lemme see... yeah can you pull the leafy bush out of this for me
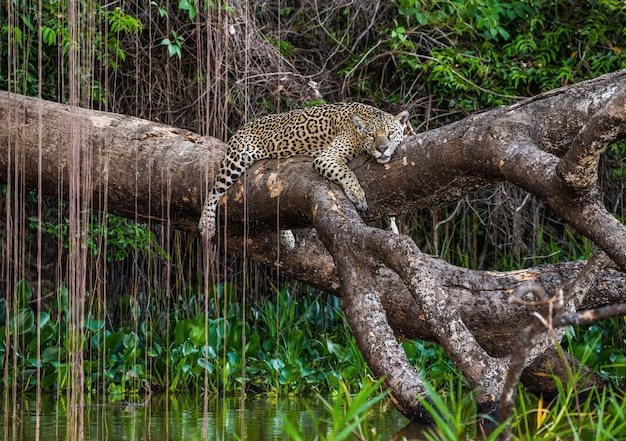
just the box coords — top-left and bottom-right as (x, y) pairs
(0, 0), (142, 101)
(29, 210), (168, 262)
(342, 0), (626, 116)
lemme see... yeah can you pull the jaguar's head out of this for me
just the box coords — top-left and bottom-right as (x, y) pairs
(354, 110), (410, 164)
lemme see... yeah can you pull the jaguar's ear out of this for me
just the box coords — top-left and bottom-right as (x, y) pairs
(353, 115), (366, 132)
(396, 110), (410, 127)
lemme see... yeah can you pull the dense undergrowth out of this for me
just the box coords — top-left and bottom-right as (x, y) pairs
(3, 273), (626, 439)
(1, 278), (363, 398)
(1, 192), (626, 437)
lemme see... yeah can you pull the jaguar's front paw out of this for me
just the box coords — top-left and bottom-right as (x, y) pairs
(344, 187), (368, 211)
(354, 199), (368, 211)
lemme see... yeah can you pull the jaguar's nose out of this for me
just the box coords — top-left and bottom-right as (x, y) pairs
(377, 144), (388, 154)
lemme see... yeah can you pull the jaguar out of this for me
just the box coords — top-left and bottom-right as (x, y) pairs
(199, 102), (410, 248)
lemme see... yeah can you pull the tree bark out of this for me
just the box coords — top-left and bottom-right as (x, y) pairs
(1, 69), (626, 422)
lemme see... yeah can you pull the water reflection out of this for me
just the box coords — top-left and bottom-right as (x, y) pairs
(2, 393), (430, 440)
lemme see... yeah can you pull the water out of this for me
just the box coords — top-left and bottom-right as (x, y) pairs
(2, 393), (430, 440)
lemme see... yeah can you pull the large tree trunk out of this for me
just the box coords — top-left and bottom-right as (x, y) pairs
(1, 69), (626, 423)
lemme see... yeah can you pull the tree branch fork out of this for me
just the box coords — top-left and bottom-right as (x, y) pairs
(250, 71), (626, 423)
(218, 70), (626, 425)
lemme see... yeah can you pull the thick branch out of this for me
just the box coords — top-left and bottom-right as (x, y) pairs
(0, 90), (217, 231)
(364, 231), (509, 407)
(2, 70), (625, 233)
(241, 231), (626, 347)
(308, 185), (434, 422)
(556, 86), (626, 192)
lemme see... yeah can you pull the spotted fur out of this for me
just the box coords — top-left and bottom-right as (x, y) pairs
(199, 102), (410, 245)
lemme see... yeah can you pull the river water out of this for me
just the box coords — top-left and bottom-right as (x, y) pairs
(2, 393), (430, 440)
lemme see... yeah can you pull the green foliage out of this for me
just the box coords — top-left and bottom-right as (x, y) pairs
(608, 140), (626, 180)
(177, 0), (198, 21)
(0, 0), (142, 100)
(401, 338), (460, 387)
(412, 340), (626, 440)
(272, 38), (295, 57)
(396, 0), (531, 41)
(150, 0), (238, 60)
(416, 378), (510, 441)
(564, 317), (626, 385)
(4, 275), (626, 435)
(343, 0), (626, 113)
(512, 371), (626, 439)
(0, 280), (370, 400)
(29, 210), (168, 262)
(281, 378), (388, 441)
(250, 287), (368, 396)
(160, 30), (185, 59)
(0, 282), (102, 392)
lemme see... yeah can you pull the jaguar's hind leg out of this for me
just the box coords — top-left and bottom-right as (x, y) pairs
(199, 149), (256, 239)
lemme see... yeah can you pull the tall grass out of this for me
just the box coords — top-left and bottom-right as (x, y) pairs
(281, 379), (388, 441)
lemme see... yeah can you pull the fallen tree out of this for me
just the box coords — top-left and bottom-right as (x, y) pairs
(1, 69), (626, 428)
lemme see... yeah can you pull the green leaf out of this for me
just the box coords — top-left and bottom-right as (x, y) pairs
(182, 339), (198, 357)
(41, 26), (57, 46)
(178, 0), (197, 20)
(197, 358), (215, 373)
(174, 319), (194, 344)
(123, 345), (140, 363)
(267, 358), (285, 371)
(279, 363), (302, 384)
(245, 332), (261, 355)
(325, 338), (346, 358)
(84, 318), (105, 332)
(9, 308), (35, 336)
(39, 311), (51, 328)
(147, 345), (162, 357)
(122, 331), (139, 349)
(168, 45), (181, 59)
(189, 322), (207, 346)
(498, 26), (510, 40)
(15, 279), (33, 308)
(41, 346), (67, 363)
(105, 331), (125, 353)
(202, 345), (216, 360)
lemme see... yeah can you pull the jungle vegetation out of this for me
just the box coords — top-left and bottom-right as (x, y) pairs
(2, 0), (626, 439)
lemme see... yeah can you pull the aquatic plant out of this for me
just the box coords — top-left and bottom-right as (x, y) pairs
(0, 280), (370, 399)
(281, 378), (388, 441)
